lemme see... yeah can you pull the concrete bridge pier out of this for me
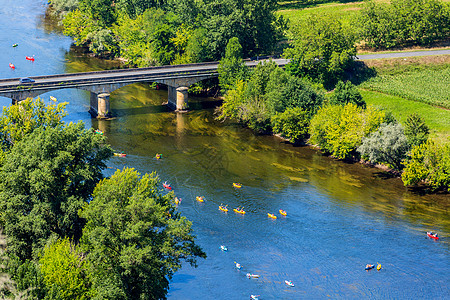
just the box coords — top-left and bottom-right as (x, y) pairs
(90, 92), (111, 118)
(168, 86), (189, 112)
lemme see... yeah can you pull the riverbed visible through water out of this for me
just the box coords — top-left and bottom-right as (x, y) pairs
(0, 1), (449, 299)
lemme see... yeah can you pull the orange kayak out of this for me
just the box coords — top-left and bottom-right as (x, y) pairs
(196, 196), (204, 202)
(279, 209), (287, 216)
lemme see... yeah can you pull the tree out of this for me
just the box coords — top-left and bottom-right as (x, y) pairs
(217, 37), (248, 91)
(271, 107), (309, 144)
(265, 68), (324, 117)
(284, 13), (356, 88)
(357, 123), (410, 170)
(309, 104), (385, 159)
(39, 238), (93, 299)
(402, 140), (450, 191)
(0, 122), (112, 262)
(403, 113), (429, 147)
(0, 97), (67, 155)
(79, 168), (206, 299)
(329, 81), (366, 108)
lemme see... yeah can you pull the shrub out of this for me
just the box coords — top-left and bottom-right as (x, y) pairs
(357, 123), (410, 170)
(403, 113), (429, 147)
(271, 107), (309, 143)
(402, 140), (450, 191)
(330, 81), (366, 108)
(309, 104), (385, 159)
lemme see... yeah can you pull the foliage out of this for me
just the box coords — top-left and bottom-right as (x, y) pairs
(265, 68), (324, 117)
(217, 62), (323, 133)
(79, 168), (206, 300)
(39, 238), (93, 300)
(0, 97), (67, 155)
(330, 80), (365, 108)
(217, 37), (249, 91)
(271, 107), (309, 143)
(402, 140), (450, 191)
(359, 0), (450, 49)
(49, 0), (79, 16)
(0, 122), (112, 262)
(357, 123), (410, 170)
(404, 113), (429, 147)
(309, 104), (385, 159)
(284, 13), (356, 88)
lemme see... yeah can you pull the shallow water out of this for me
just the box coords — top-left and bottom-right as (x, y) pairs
(0, 1), (449, 299)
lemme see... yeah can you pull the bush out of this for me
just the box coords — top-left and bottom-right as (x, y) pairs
(402, 140), (450, 191)
(357, 123), (410, 170)
(330, 81), (366, 108)
(271, 107), (309, 143)
(404, 113), (429, 147)
(309, 104), (385, 159)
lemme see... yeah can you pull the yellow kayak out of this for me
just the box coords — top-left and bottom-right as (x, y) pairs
(233, 183), (242, 188)
(233, 208), (246, 215)
(219, 205), (228, 212)
(279, 209), (287, 216)
(196, 196), (204, 203)
(268, 213), (277, 219)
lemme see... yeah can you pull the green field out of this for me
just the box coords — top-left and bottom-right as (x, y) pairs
(360, 66), (450, 109)
(277, 1), (363, 27)
(360, 90), (450, 141)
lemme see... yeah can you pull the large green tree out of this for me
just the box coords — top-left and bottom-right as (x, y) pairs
(79, 168), (206, 299)
(217, 37), (248, 90)
(0, 122), (112, 262)
(284, 13), (356, 88)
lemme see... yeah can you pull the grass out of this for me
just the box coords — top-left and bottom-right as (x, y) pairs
(360, 90), (450, 142)
(277, 1), (362, 26)
(359, 65), (450, 109)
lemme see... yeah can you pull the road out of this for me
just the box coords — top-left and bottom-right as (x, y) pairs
(356, 49), (450, 60)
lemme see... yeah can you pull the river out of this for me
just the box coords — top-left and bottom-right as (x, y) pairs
(0, 1), (449, 299)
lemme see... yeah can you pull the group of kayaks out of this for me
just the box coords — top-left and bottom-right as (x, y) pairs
(8, 44), (36, 69)
(365, 263), (382, 271)
(219, 252), (294, 300)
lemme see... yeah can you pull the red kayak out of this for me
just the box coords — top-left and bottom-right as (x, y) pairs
(427, 232), (439, 240)
(26, 56), (35, 61)
(163, 182), (172, 190)
(9, 63), (15, 69)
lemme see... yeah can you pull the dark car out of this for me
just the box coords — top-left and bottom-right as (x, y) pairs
(19, 77), (35, 83)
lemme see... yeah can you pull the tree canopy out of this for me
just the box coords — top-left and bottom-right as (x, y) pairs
(79, 167), (206, 299)
(0, 122), (112, 262)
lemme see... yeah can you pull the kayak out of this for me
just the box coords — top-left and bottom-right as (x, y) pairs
(267, 213), (277, 219)
(174, 197), (181, 205)
(233, 182), (242, 188)
(234, 261), (242, 269)
(25, 56), (35, 61)
(285, 280), (294, 287)
(50, 96), (57, 101)
(114, 153), (126, 157)
(279, 209), (287, 216)
(163, 182), (172, 190)
(12, 43), (18, 47)
(246, 273), (260, 279)
(94, 129), (103, 135)
(234, 208), (246, 215)
(220, 245), (227, 251)
(196, 196), (204, 203)
(250, 295), (259, 300)
(377, 263), (382, 271)
(219, 205), (228, 212)
(365, 264), (375, 270)
(9, 63), (15, 69)
(155, 153), (162, 160)
(427, 232), (439, 240)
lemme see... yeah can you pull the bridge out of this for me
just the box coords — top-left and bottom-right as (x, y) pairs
(0, 58), (289, 118)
